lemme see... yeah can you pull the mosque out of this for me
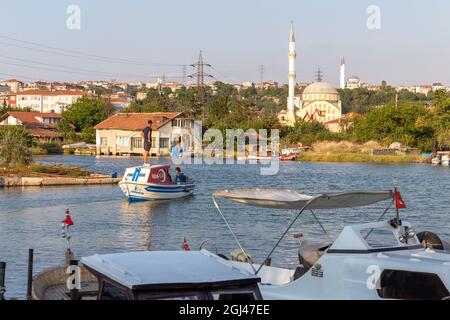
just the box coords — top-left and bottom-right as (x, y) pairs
(278, 22), (342, 132)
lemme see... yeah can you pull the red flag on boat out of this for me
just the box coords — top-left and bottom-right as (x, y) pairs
(395, 191), (406, 209)
(64, 209), (74, 226)
(182, 237), (190, 251)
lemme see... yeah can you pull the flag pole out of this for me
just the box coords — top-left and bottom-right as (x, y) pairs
(392, 179), (400, 227)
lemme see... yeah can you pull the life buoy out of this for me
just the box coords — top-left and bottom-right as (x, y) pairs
(157, 168), (166, 183)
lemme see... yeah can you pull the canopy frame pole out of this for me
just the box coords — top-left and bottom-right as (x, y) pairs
(309, 209), (333, 241)
(364, 199), (394, 240)
(212, 195), (257, 274)
(255, 195), (321, 275)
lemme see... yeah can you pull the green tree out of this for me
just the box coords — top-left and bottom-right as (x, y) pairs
(62, 96), (109, 132)
(81, 126), (96, 144)
(0, 126), (33, 165)
(57, 119), (78, 142)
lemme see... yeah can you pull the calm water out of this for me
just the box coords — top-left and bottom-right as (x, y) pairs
(0, 155), (449, 298)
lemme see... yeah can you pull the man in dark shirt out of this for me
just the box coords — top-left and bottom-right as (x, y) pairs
(141, 120), (152, 165)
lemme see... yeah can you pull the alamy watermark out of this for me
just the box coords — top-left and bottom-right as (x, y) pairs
(367, 5), (381, 30)
(66, 5), (81, 30)
(169, 121), (280, 175)
(366, 265), (381, 290)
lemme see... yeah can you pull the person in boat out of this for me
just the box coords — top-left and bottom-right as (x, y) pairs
(174, 167), (188, 184)
(141, 120), (152, 165)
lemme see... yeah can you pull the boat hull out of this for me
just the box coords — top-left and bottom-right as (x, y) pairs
(119, 181), (195, 201)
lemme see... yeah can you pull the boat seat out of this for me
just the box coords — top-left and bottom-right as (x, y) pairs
(298, 242), (332, 270)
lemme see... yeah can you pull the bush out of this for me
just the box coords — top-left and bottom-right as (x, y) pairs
(81, 127), (96, 144)
(37, 142), (63, 154)
(30, 164), (90, 177)
(0, 126), (33, 165)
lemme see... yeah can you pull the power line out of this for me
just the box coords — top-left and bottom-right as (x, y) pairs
(0, 59), (185, 80)
(0, 71), (51, 82)
(0, 37), (183, 67)
(0, 54), (164, 79)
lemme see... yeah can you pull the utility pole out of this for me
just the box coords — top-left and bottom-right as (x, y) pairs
(182, 65), (187, 85)
(188, 51), (213, 116)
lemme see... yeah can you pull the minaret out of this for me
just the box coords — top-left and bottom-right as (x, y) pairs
(287, 21), (296, 122)
(340, 56), (346, 89)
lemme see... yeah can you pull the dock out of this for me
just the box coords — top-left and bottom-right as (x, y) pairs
(0, 176), (121, 187)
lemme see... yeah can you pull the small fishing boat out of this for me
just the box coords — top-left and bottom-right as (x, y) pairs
(32, 265), (98, 300)
(118, 165), (194, 201)
(431, 156), (441, 165)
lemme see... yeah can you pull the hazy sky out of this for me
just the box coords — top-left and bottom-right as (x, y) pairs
(0, 0), (449, 86)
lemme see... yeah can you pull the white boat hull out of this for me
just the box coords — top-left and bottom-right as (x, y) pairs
(119, 181), (194, 201)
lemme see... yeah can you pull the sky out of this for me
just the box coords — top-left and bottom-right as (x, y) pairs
(0, 0), (449, 86)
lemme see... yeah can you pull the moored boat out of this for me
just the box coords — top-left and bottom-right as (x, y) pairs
(118, 165), (194, 201)
(212, 187), (450, 300)
(33, 250), (263, 300)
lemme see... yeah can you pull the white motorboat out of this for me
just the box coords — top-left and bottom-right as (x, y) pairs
(212, 188), (450, 300)
(441, 155), (450, 166)
(118, 165), (194, 201)
(431, 156), (441, 165)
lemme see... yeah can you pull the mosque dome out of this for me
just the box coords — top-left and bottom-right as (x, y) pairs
(347, 75), (360, 83)
(302, 82), (339, 101)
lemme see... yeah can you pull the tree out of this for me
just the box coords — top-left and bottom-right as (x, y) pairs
(0, 126), (33, 165)
(62, 96), (109, 132)
(57, 119), (78, 142)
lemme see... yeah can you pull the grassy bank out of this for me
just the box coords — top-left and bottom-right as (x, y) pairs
(297, 152), (420, 163)
(0, 163), (91, 177)
(296, 141), (422, 164)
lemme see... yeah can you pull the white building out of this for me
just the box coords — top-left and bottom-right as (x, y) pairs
(346, 75), (362, 89)
(432, 83), (445, 91)
(15, 90), (87, 113)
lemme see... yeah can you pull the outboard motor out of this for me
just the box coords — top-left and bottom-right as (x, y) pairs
(417, 231), (450, 251)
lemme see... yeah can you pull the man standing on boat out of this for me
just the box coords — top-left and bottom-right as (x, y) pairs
(142, 120), (153, 165)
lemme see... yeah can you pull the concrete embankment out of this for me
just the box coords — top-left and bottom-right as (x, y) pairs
(0, 176), (121, 187)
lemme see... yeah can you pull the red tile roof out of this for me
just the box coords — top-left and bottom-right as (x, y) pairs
(16, 90), (87, 96)
(27, 128), (63, 138)
(0, 112), (65, 129)
(95, 112), (182, 131)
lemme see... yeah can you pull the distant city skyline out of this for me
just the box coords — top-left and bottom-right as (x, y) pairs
(0, 0), (449, 86)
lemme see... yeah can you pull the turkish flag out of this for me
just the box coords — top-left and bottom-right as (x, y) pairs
(182, 238), (190, 251)
(395, 191), (406, 209)
(64, 215), (74, 226)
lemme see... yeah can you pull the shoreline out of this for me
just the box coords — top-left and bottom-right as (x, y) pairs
(296, 152), (425, 164)
(0, 163), (121, 187)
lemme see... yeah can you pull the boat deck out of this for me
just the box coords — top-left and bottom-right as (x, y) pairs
(43, 282), (98, 300)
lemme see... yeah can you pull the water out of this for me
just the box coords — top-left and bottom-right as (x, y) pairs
(0, 155), (449, 298)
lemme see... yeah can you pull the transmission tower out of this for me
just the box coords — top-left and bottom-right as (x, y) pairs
(259, 64), (264, 85)
(315, 67), (323, 82)
(188, 51), (213, 113)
